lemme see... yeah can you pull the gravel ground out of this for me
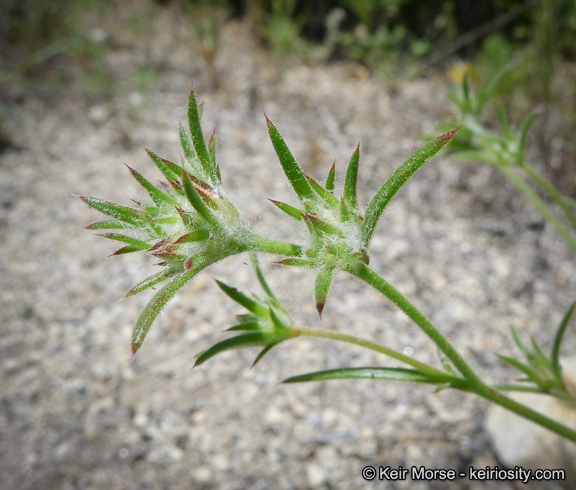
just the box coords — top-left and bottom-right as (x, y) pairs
(1, 13), (575, 490)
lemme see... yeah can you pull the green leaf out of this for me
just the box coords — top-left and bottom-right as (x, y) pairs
(125, 165), (180, 207)
(250, 254), (278, 303)
(499, 355), (544, 386)
(110, 245), (149, 256)
(305, 174), (339, 206)
(85, 219), (134, 230)
(215, 280), (269, 317)
(315, 267), (335, 318)
(268, 199), (304, 221)
(265, 115), (315, 203)
(325, 162), (336, 193)
(182, 173), (222, 232)
(131, 267), (199, 360)
(208, 128), (217, 168)
(302, 213), (344, 237)
(194, 332), (272, 367)
(179, 122), (194, 161)
(225, 322), (262, 332)
(511, 328), (531, 361)
(551, 301), (575, 380)
(251, 343), (279, 368)
(283, 367), (443, 384)
(174, 230), (211, 243)
(188, 88), (217, 184)
(124, 269), (178, 298)
(275, 258), (315, 267)
(343, 143), (360, 213)
(96, 233), (150, 249)
(77, 196), (142, 226)
(146, 149), (183, 185)
(362, 127), (460, 247)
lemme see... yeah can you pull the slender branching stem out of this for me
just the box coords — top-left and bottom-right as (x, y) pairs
(520, 161), (576, 231)
(294, 326), (468, 389)
(499, 166), (576, 253)
(346, 261), (576, 442)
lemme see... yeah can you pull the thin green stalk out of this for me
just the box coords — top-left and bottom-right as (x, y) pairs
(294, 326), (468, 389)
(499, 166), (576, 253)
(348, 262), (487, 389)
(247, 233), (304, 257)
(477, 386), (576, 442)
(521, 161), (576, 231)
(348, 262), (576, 441)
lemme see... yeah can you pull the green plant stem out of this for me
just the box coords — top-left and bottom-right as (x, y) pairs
(348, 262), (486, 387)
(521, 161), (576, 231)
(294, 327), (468, 388)
(248, 233), (304, 257)
(499, 166), (576, 253)
(494, 384), (576, 404)
(347, 261), (576, 441)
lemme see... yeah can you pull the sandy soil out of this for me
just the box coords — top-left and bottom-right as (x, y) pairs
(1, 9), (575, 490)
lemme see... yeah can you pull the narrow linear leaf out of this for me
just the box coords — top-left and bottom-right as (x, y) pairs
(76, 196), (142, 225)
(530, 337), (550, 369)
(85, 219), (133, 230)
(362, 127), (460, 247)
(275, 258), (315, 267)
(179, 122), (194, 161)
(174, 230), (210, 243)
(269, 199), (304, 221)
(225, 322), (262, 332)
(131, 267), (199, 360)
(110, 245), (148, 256)
(251, 343), (279, 368)
(146, 149), (182, 184)
(551, 301), (575, 379)
(96, 233), (150, 249)
(302, 213), (344, 237)
(340, 197), (352, 222)
(215, 280), (269, 317)
(124, 269), (177, 298)
(183, 173), (222, 231)
(511, 328), (531, 361)
(499, 355), (544, 385)
(194, 332), (271, 367)
(283, 367), (441, 384)
(125, 165), (179, 206)
(325, 161), (336, 193)
(305, 174), (339, 206)
(315, 267), (335, 318)
(344, 143), (360, 212)
(265, 115), (315, 202)
(188, 88), (217, 183)
(208, 128), (217, 168)
(250, 254), (278, 301)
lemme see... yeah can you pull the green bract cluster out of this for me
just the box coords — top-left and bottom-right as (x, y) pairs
(79, 86), (576, 442)
(78, 86), (457, 360)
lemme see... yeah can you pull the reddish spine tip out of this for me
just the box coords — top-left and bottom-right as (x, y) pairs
(355, 142), (360, 153)
(263, 112), (272, 125)
(439, 126), (462, 142)
(316, 300), (325, 319)
(130, 348), (137, 364)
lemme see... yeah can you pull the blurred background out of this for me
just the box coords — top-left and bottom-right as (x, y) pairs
(1, 1), (575, 489)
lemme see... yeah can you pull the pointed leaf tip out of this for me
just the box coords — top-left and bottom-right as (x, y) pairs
(316, 300), (325, 319)
(263, 112), (271, 125)
(130, 348), (137, 364)
(439, 126), (461, 143)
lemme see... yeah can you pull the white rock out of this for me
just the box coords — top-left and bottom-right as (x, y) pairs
(485, 357), (576, 481)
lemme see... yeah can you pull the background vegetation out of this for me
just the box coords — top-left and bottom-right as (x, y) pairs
(1, 0), (575, 189)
